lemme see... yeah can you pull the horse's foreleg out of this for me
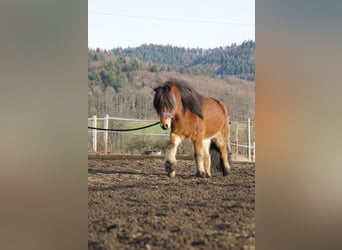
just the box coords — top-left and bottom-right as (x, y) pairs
(164, 133), (182, 177)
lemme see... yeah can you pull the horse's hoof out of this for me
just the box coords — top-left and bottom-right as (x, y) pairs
(196, 171), (206, 178)
(168, 170), (176, 178)
(165, 160), (176, 177)
(205, 173), (212, 178)
(223, 167), (230, 176)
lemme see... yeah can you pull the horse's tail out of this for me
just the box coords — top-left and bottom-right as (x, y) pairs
(210, 141), (232, 173)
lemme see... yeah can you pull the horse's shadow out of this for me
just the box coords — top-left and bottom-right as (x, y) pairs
(88, 167), (171, 176)
(87, 165), (233, 193)
(88, 167), (172, 192)
(88, 167), (229, 180)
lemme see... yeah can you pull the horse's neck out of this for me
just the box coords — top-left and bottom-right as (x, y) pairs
(173, 109), (198, 127)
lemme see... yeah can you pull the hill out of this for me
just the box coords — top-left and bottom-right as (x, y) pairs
(88, 48), (254, 121)
(113, 40), (255, 81)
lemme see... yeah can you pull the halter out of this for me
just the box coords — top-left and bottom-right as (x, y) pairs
(160, 94), (177, 120)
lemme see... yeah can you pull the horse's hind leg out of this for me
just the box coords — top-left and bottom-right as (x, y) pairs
(193, 139), (207, 178)
(164, 133), (182, 177)
(203, 139), (212, 177)
(212, 133), (231, 176)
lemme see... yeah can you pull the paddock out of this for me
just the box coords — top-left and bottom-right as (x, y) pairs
(88, 156), (255, 249)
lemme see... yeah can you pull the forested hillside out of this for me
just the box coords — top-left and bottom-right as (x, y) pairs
(88, 48), (254, 121)
(113, 40), (255, 81)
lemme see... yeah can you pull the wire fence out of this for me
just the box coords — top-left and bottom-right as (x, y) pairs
(88, 115), (255, 162)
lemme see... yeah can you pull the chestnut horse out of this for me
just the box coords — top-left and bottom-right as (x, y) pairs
(153, 79), (231, 178)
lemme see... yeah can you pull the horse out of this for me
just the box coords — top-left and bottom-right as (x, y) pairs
(153, 79), (232, 178)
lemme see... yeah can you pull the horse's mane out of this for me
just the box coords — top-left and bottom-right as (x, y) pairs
(153, 79), (204, 119)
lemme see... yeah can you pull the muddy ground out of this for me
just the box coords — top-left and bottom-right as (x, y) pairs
(88, 157), (255, 250)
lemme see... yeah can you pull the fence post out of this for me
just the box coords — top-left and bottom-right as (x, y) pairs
(253, 141), (255, 162)
(236, 122), (239, 157)
(92, 115), (97, 152)
(248, 118), (251, 161)
(104, 114), (109, 154)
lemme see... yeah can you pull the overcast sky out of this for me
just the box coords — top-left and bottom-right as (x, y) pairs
(88, 0), (255, 49)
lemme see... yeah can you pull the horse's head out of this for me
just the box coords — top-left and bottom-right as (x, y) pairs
(153, 83), (178, 130)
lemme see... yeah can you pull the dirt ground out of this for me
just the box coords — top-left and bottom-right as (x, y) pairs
(88, 157), (255, 250)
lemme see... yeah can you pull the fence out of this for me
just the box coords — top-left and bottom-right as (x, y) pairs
(88, 115), (255, 162)
(229, 118), (255, 162)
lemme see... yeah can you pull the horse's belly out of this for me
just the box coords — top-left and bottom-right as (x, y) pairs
(203, 117), (226, 138)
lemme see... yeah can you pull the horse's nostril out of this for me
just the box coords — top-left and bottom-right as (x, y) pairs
(161, 124), (168, 130)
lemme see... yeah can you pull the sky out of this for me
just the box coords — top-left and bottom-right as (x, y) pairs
(88, 0), (255, 50)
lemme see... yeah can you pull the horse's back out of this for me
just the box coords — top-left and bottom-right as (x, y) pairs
(203, 97), (227, 123)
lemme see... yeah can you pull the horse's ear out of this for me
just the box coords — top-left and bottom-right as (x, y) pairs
(151, 85), (158, 91)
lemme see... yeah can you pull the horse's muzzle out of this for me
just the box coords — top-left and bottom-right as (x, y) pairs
(161, 124), (169, 130)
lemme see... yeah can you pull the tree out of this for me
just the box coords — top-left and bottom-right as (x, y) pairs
(113, 74), (127, 91)
(149, 64), (158, 73)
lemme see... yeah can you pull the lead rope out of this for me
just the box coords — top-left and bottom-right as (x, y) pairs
(88, 121), (160, 132)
